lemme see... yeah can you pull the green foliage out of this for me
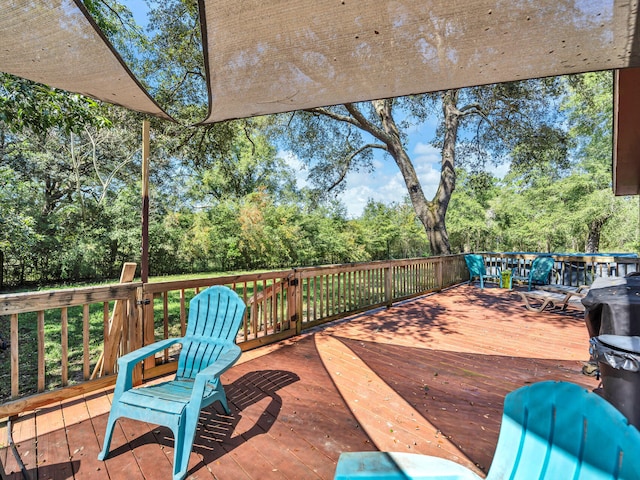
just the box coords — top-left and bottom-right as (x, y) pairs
(140, 0), (207, 118)
(0, 74), (111, 136)
(447, 171), (499, 252)
(356, 200), (429, 259)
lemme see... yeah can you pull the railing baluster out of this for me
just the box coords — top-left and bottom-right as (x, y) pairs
(163, 292), (169, 362)
(261, 279), (267, 333)
(37, 310), (45, 392)
(180, 289), (186, 337)
(242, 282), (249, 341)
(251, 280), (258, 337)
(319, 274), (324, 319)
(83, 304), (90, 380)
(61, 307), (68, 387)
(307, 277), (312, 322)
(11, 313), (18, 398)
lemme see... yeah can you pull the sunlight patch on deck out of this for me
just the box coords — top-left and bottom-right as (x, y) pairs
(315, 333), (483, 475)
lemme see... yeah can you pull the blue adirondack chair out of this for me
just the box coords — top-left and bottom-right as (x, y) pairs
(509, 255), (555, 290)
(334, 381), (640, 479)
(464, 254), (502, 289)
(98, 286), (246, 480)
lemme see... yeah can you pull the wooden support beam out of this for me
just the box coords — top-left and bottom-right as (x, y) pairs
(141, 119), (150, 283)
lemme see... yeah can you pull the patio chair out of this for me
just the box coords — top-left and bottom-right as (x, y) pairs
(98, 285), (246, 480)
(518, 285), (589, 313)
(333, 381), (640, 480)
(509, 255), (555, 290)
(464, 254), (502, 289)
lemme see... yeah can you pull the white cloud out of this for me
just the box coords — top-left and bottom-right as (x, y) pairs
(489, 161), (510, 179)
(278, 150), (310, 188)
(413, 142), (440, 159)
(412, 143), (441, 200)
(278, 147), (443, 219)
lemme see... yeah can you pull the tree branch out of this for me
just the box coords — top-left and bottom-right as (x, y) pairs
(305, 106), (361, 127)
(243, 123), (256, 155)
(345, 102), (389, 141)
(327, 143), (387, 192)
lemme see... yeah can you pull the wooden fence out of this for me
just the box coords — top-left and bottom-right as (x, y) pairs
(479, 252), (640, 287)
(20, 252), (640, 418)
(6, 251), (634, 417)
(0, 283), (142, 417)
(0, 255), (468, 417)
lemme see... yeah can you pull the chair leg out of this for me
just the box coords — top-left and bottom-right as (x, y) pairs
(173, 405), (202, 480)
(97, 412), (118, 460)
(171, 421), (190, 480)
(218, 389), (231, 415)
(518, 292), (554, 313)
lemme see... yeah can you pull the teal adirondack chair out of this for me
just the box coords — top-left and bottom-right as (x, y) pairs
(464, 254), (502, 289)
(334, 381), (640, 480)
(98, 286), (246, 480)
(509, 255), (555, 290)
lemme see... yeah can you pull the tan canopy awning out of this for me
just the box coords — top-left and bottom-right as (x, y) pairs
(1, 0), (638, 123)
(197, 0), (640, 123)
(0, 0), (172, 121)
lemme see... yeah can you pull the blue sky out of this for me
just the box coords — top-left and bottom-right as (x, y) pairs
(281, 125), (509, 218)
(127, 1), (150, 26)
(279, 137), (443, 218)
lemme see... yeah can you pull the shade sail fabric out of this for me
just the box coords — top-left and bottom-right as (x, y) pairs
(0, 0), (172, 121)
(198, 0), (640, 123)
(0, 0), (639, 124)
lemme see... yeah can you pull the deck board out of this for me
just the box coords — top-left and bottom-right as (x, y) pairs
(0, 285), (600, 479)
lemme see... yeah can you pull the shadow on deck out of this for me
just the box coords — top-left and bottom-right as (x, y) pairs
(1, 284), (598, 479)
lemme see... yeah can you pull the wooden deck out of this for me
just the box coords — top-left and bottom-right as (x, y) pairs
(0, 284), (599, 479)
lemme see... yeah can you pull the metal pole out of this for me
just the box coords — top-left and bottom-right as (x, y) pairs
(141, 120), (150, 283)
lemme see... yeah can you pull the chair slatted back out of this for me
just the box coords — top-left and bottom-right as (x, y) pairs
(177, 286), (246, 380)
(487, 381), (640, 480)
(465, 254), (486, 277)
(529, 256), (555, 286)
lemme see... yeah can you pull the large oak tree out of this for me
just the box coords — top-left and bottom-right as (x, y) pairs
(276, 80), (567, 255)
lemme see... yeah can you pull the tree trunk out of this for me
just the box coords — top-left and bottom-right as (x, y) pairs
(371, 92), (459, 256)
(585, 219), (604, 253)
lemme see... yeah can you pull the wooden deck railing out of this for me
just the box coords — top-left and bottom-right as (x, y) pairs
(3, 251), (636, 417)
(0, 283), (142, 417)
(478, 252), (640, 287)
(8, 251), (613, 418)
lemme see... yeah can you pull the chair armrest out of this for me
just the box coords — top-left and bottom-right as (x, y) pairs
(334, 452), (482, 479)
(117, 338), (182, 369)
(195, 344), (242, 381)
(113, 338), (183, 394)
(190, 344), (242, 400)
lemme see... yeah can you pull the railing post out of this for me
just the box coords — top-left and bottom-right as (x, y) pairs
(131, 287), (143, 385)
(102, 262), (137, 375)
(384, 263), (393, 307)
(436, 257), (443, 290)
(142, 289), (155, 375)
(286, 271), (297, 333)
(294, 271), (303, 334)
